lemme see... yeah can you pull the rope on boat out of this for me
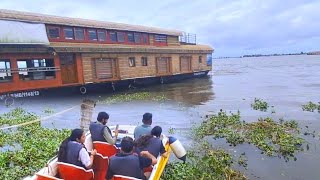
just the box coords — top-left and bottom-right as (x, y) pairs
(0, 104), (79, 130)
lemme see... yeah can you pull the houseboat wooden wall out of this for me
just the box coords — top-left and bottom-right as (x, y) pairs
(80, 53), (210, 84)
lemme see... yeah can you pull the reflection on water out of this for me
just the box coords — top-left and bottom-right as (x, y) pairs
(147, 77), (214, 106)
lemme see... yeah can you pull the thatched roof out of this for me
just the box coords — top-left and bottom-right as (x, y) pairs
(0, 9), (183, 36)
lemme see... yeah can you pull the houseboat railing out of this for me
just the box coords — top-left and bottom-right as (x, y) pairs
(179, 33), (197, 45)
(0, 67), (60, 73)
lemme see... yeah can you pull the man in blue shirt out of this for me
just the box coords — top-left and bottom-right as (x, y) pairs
(134, 113), (152, 139)
(106, 136), (157, 180)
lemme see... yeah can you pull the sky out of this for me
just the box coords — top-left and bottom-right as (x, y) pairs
(0, 0), (319, 57)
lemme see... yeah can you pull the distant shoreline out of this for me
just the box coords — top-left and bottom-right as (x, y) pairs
(214, 52), (320, 59)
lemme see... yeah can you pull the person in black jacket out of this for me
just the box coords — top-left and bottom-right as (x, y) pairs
(58, 128), (97, 169)
(107, 136), (157, 180)
(89, 112), (118, 144)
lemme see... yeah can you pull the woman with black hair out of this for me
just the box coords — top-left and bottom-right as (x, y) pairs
(58, 128), (97, 169)
(135, 126), (167, 158)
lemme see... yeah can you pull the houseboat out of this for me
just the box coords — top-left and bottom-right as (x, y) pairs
(0, 9), (213, 97)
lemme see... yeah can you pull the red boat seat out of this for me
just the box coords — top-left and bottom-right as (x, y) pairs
(35, 173), (63, 180)
(93, 141), (118, 158)
(112, 175), (142, 180)
(93, 153), (109, 180)
(57, 162), (94, 180)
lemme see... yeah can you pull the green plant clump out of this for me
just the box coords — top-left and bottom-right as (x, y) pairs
(0, 108), (70, 180)
(162, 148), (246, 180)
(43, 108), (55, 114)
(194, 110), (304, 160)
(98, 92), (167, 104)
(251, 98), (269, 111)
(302, 101), (320, 113)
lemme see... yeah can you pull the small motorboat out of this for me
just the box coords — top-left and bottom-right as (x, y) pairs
(24, 125), (185, 180)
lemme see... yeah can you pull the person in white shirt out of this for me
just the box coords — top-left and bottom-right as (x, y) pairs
(58, 128), (97, 169)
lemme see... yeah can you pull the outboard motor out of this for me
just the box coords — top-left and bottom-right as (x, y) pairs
(168, 136), (187, 162)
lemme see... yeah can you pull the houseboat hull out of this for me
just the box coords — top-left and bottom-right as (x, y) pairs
(0, 70), (210, 101)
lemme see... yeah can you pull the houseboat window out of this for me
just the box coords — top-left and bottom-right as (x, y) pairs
(143, 34), (149, 44)
(141, 57), (148, 66)
(64, 27), (74, 40)
(47, 27), (60, 39)
(199, 56), (202, 63)
(155, 35), (167, 43)
(207, 53), (212, 66)
(110, 31), (117, 42)
(17, 59), (56, 81)
(128, 57), (136, 67)
(0, 60), (12, 83)
(75, 28), (85, 40)
(134, 33), (141, 43)
(88, 29), (98, 41)
(127, 33), (134, 43)
(98, 30), (107, 41)
(117, 32), (125, 42)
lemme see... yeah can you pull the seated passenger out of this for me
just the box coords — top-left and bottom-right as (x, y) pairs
(134, 112), (153, 139)
(135, 126), (167, 158)
(89, 112), (118, 144)
(106, 136), (157, 180)
(58, 128), (97, 169)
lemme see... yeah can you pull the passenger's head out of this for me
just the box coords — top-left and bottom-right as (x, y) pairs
(97, 112), (109, 125)
(121, 136), (134, 153)
(69, 128), (85, 144)
(58, 128), (85, 162)
(142, 112), (152, 125)
(151, 126), (162, 138)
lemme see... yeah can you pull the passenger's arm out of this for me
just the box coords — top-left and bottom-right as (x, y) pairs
(79, 148), (97, 169)
(140, 151), (157, 165)
(160, 143), (168, 158)
(103, 128), (117, 145)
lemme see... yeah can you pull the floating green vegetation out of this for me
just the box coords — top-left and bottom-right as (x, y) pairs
(162, 144), (246, 180)
(0, 108), (70, 180)
(168, 127), (175, 134)
(238, 153), (248, 169)
(98, 92), (167, 104)
(251, 98), (269, 111)
(194, 110), (304, 160)
(302, 101), (320, 113)
(43, 108), (55, 114)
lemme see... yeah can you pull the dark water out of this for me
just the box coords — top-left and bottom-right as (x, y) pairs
(1, 55), (320, 179)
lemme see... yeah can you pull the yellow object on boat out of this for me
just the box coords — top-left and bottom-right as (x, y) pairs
(150, 142), (171, 180)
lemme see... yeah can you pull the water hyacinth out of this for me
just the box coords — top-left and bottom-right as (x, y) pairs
(98, 92), (167, 104)
(193, 110), (304, 160)
(162, 145), (246, 180)
(302, 101), (320, 113)
(0, 108), (70, 180)
(251, 98), (269, 111)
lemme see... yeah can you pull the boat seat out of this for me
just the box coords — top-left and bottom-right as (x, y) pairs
(57, 162), (94, 180)
(93, 141), (118, 158)
(35, 173), (63, 180)
(93, 153), (109, 180)
(112, 175), (142, 180)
